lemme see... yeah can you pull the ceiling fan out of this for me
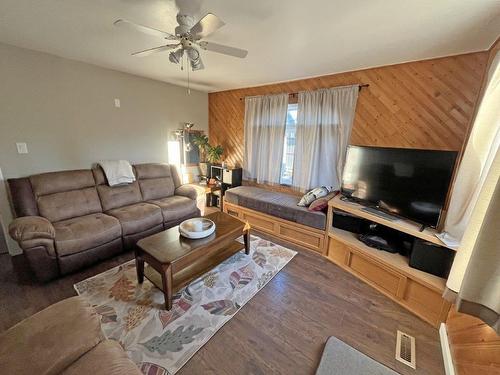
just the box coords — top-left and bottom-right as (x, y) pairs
(114, 13), (248, 71)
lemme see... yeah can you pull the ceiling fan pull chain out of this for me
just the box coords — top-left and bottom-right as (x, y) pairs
(187, 55), (191, 95)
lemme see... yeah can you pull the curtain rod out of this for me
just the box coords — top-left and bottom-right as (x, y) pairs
(238, 83), (369, 101)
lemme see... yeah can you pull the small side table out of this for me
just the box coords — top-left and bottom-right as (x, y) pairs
(196, 182), (221, 208)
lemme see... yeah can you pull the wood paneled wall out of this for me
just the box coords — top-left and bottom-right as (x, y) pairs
(209, 52), (488, 168)
(447, 308), (500, 375)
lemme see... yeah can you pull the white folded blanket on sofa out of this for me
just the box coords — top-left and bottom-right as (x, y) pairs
(99, 160), (136, 186)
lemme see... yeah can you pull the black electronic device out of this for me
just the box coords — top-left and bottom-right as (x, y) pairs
(358, 224), (413, 255)
(409, 239), (455, 278)
(359, 233), (398, 253)
(332, 211), (370, 234)
(341, 146), (457, 228)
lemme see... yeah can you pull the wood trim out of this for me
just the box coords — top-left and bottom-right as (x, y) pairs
(223, 200), (327, 254)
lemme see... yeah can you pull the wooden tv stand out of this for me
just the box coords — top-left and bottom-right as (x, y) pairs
(326, 195), (453, 327)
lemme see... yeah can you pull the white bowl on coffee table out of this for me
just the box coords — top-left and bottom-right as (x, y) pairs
(179, 218), (216, 239)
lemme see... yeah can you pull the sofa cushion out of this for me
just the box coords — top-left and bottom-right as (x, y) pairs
(135, 163), (176, 200)
(225, 186), (326, 230)
(0, 296), (104, 375)
(30, 169), (103, 222)
(97, 182), (143, 211)
(54, 213), (122, 256)
(62, 340), (142, 375)
(150, 195), (198, 223)
(107, 202), (163, 235)
(37, 188), (103, 223)
(30, 170), (96, 196)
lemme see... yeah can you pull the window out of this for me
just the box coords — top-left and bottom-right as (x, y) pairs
(280, 103), (297, 185)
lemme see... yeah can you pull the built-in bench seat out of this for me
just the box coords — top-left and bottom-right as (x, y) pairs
(223, 186), (328, 254)
(225, 186), (326, 229)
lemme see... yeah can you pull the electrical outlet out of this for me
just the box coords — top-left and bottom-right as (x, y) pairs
(16, 143), (28, 154)
(114, 98), (121, 108)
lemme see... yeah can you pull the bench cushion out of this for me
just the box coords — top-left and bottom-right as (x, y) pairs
(225, 186), (326, 230)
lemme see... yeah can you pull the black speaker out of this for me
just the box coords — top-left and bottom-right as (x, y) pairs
(409, 239), (455, 278)
(332, 211), (369, 233)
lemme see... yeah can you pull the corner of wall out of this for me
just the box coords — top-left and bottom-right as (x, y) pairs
(0, 167), (22, 255)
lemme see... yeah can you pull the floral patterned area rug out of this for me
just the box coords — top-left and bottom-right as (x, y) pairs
(74, 235), (296, 375)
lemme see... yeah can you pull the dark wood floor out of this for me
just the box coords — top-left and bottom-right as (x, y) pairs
(0, 232), (444, 375)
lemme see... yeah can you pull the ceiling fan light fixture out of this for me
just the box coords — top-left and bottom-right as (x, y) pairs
(186, 48), (203, 71)
(169, 48), (184, 64)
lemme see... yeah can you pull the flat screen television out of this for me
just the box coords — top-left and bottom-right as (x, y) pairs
(341, 146), (457, 228)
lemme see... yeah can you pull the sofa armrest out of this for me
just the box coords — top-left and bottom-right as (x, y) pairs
(9, 216), (55, 242)
(175, 184), (202, 201)
(0, 296), (104, 375)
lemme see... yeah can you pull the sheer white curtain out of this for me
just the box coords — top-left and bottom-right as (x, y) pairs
(243, 93), (289, 184)
(442, 50), (500, 332)
(438, 51), (500, 249)
(292, 86), (359, 192)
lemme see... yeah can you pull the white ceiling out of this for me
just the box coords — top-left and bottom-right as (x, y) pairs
(0, 0), (499, 92)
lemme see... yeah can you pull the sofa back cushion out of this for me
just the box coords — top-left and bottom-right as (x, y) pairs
(134, 163), (176, 201)
(30, 170), (102, 222)
(92, 167), (143, 211)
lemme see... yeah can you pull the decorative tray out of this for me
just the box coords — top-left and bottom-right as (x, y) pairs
(179, 218), (216, 239)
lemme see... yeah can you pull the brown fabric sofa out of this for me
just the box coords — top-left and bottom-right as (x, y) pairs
(0, 296), (142, 375)
(8, 163), (200, 282)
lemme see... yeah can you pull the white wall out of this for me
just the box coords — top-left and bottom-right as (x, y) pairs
(0, 43), (208, 254)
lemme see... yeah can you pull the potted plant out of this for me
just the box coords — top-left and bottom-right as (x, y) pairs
(207, 144), (224, 164)
(206, 144), (224, 185)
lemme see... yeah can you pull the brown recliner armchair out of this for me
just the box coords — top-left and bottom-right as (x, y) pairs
(0, 296), (142, 375)
(8, 163), (201, 282)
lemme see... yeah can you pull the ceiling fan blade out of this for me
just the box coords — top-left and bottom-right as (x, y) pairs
(190, 13), (225, 39)
(198, 41), (248, 58)
(131, 44), (179, 57)
(114, 19), (179, 40)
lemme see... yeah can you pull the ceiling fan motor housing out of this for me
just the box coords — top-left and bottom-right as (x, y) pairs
(175, 14), (195, 36)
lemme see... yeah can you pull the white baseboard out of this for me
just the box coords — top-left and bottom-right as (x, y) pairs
(439, 323), (456, 375)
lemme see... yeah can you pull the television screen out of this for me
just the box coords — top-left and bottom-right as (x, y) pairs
(341, 146), (457, 227)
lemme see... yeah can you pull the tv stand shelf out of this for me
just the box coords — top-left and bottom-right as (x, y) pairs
(326, 195), (452, 327)
(328, 195), (454, 250)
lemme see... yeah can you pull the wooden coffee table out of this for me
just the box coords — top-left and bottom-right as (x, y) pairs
(135, 211), (250, 310)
